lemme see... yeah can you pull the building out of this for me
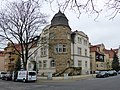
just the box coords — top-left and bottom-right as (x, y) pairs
(4, 42), (20, 72)
(71, 30), (90, 74)
(117, 46), (120, 63)
(90, 44), (105, 73)
(104, 48), (118, 70)
(0, 51), (5, 71)
(26, 36), (40, 71)
(37, 10), (90, 76)
(90, 44), (119, 73)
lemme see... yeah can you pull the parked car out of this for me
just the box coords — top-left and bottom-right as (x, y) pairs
(12, 70), (37, 83)
(95, 71), (100, 74)
(0, 71), (7, 79)
(96, 71), (109, 78)
(108, 70), (117, 76)
(2, 72), (12, 81)
(118, 70), (120, 74)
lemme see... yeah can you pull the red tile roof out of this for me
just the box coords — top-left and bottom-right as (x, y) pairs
(0, 51), (4, 57)
(104, 49), (118, 58)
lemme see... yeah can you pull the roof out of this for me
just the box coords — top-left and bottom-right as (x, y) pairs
(0, 51), (4, 57)
(90, 46), (99, 52)
(104, 49), (118, 58)
(51, 10), (69, 27)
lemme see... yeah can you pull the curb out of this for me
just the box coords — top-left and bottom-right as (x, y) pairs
(36, 74), (96, 83)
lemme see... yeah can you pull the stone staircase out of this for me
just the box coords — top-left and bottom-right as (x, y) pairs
(53, 67), (82, 77)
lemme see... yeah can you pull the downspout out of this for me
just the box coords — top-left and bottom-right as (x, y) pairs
(71, 32), (76, 67)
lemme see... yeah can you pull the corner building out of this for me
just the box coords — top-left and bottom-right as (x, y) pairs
(37, 11), (90, 76)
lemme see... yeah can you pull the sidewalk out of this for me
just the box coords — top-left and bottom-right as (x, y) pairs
(37, 74), (96, 83)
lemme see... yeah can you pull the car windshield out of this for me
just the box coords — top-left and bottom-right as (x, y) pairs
(1, 72), (7, 74)
(29, 72), (36, 76)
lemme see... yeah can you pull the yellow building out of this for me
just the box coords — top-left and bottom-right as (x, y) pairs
(4, 42), (20, 72)
(0, 51), (5, 71)
(90, 44), (118, 73)
(90, 44), (105, 73)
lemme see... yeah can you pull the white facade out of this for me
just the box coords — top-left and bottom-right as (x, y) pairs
(28, 27), (90, 75)
(27, 46), (38, 71)
(71, 30), (90, 74)
(37, 25), (56, 76)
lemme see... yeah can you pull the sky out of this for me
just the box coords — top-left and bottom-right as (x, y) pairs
(0, 0), (120, 50)
(41, 1), (120, 50)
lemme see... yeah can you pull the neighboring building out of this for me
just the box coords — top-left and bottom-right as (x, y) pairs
(90, 44), (118, 73)
(26, 36), (40, 71)
(71, 30), (90, 74)
(4, 42), (20, 72)
(117, 46), (120, 64)
(90, 44), (105, 73)
(27, 46), (38, 71)
(0, 51), (5, 71)
(37, 10), (90, 76)
(104, 48), (118, 70)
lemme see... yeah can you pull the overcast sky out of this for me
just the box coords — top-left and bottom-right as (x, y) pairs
(0, 0), (120, 50)
(41, 1), (120, 50)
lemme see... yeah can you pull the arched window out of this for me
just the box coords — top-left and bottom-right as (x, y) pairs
(51, 60), (55, 67)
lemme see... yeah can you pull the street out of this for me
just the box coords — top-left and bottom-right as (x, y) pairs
(0, 75), (120, 90)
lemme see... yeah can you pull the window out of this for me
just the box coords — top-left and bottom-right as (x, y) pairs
(50, 60), (55, 67)
(41, 46), (47, 56)
(67, 33), (70, 39)
(85, 61), (87, 67)
(101, 63), (104, 67)
(85, 49), (87, 56)
(84, 39), (87, 46)
(39, 61), (42, 68)
(41, 37), (47, 43)
(78, 37), (82, 44)
(28, 63), (32, 69)
(29, 72), (36, 76)
(78, 47), (82, 55)
(78, 60), (82, 67)
(43, 60), (47, 68)
(55, 44), (67, 53)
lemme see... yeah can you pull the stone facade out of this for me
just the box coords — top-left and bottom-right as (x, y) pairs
(49, 26), (72, 73)
(37, 11), (90, 76)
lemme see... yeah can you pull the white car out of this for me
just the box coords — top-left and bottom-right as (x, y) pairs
(12, 70), (37, 82)
(0, 71), (7, 79)
(108, 70), (117, 76)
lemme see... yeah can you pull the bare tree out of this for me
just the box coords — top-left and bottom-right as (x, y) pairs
(46, 0), (120, 19)
(45, 0), (102, 18)
(106, 0), (120, 19)
(0, 0), (48, 70)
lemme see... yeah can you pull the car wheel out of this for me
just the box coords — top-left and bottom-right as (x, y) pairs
(23, 79), (26, 83)
(5, 78), (8, 81)
(14, 78), (17, 82)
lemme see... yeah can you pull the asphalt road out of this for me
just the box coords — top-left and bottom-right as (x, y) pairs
(0, 75), (120, 90)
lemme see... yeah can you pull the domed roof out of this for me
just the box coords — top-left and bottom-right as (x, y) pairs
(51, 10), (69, 27)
